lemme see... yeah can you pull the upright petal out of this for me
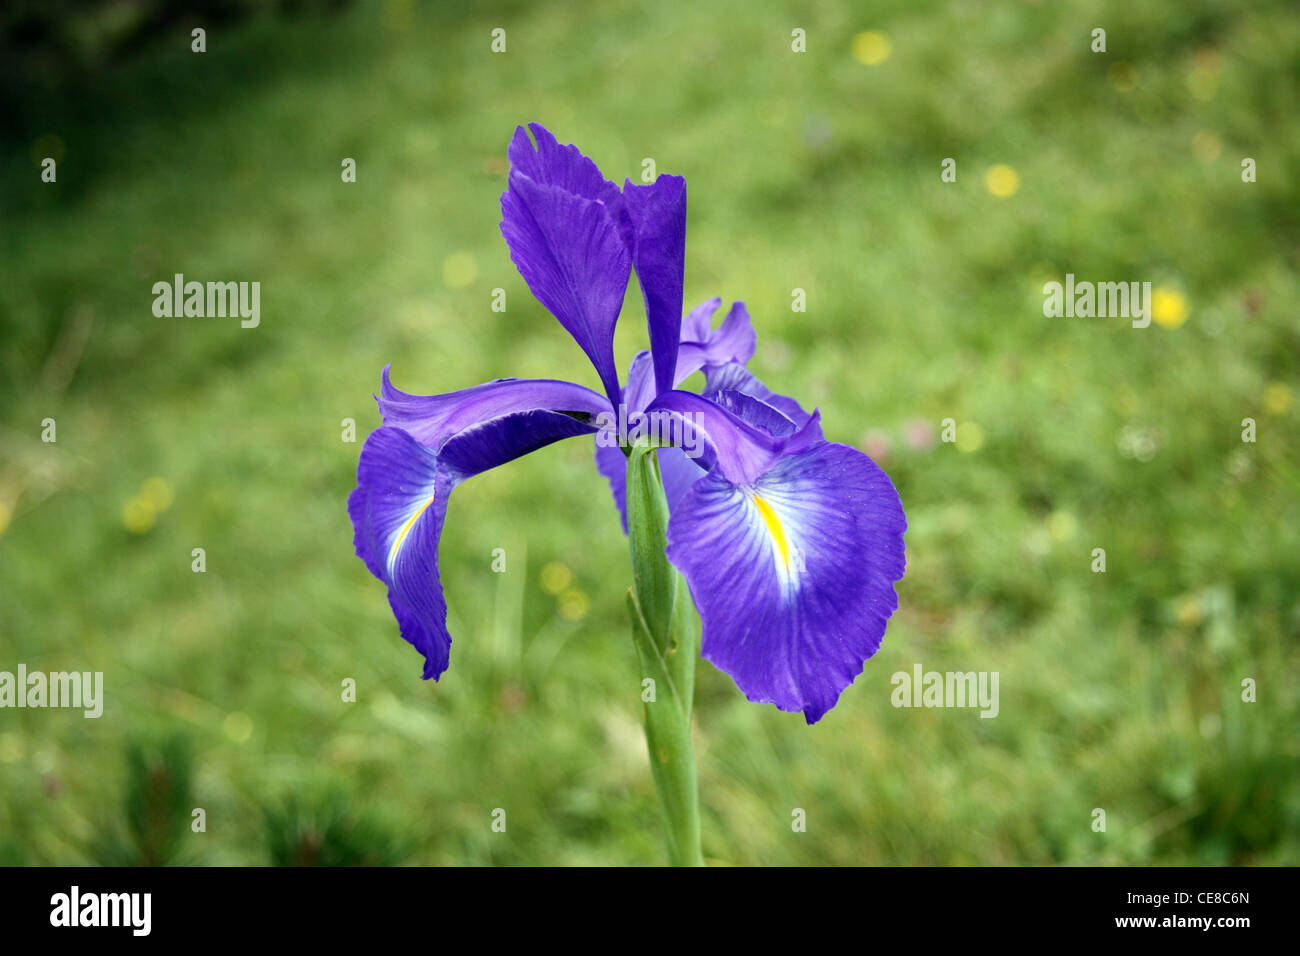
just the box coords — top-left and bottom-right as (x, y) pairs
(621, 350), (657, 417)
(681, 297), (722, 343)
(623, 175), (687, 396)
(508, 123), (626, 212)
(501, 125), (631, 404)
(664, 441), (906, 723)
(674, 301), (757, 384)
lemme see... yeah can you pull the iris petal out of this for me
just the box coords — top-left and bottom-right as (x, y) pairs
(647, 389), (821, 485)
(349, 427), (454, 679)
(595, 354), (822, 534)
(621, 350), (657, 418)
(702, 361), (822, 440)
(623, 175), (687, 396)
(593, 440), (630, 532)
(438, 408), (599, 479)
(593, 351), (707, 533)
(351, 377), (603, 678)
(500, 126), (631, 404)
(680, 297), (722, 343)
(664, 441), (906, 723)
(674, 301), (757, 384)
(377, 367), (610, 450)
(508, 123), (626, 213)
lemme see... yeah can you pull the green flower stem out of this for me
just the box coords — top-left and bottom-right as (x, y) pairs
(625, 444), (704, 867)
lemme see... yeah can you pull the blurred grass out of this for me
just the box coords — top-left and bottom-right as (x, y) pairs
(1, 0), (1298, 865)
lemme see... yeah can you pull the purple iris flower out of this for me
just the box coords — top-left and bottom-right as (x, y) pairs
(348, 123), (906, 723)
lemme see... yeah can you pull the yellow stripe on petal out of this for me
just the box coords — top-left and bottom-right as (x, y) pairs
(751, 494), (791, 569)
(389, 491), (436, 569)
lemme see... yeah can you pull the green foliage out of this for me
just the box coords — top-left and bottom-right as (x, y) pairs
(264, 792), (411, 866)
(1, 0), (1297, 864)
(88, 735), (195, 866)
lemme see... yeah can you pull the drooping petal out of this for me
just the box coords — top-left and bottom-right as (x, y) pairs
(593, 439), (630, 532)
(623, 175), (687, 396)
(501, 125), (631, 404)
(351, 393), (601, 679)
(659, 444), (710, 510)
(674, 301), (757, 384)
(349, 427), (455, 679)
(377, 366), (610, 450)
(664, 441), (906, 723)
(437, 408), (599, 480)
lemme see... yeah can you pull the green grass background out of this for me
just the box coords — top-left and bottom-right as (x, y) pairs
(1, 0), (1298, 865)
